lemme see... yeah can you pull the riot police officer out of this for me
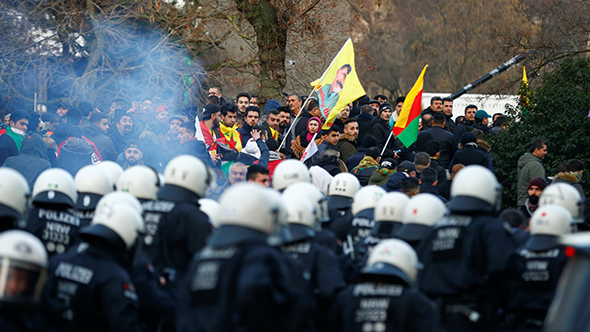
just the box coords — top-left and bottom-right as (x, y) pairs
(95, 160), (124, 188)
(272, 159), (312, 191)
(345, 186), (386, 246)
(280, 193), (346, 330)
(417, 165), (517, 331)
(176, 183), (311, 332)
(73, 165), (114, 225)
(141, 155), (213, 278)
(328, 239), (443, 332)
(506, 204), (572, 330)
(0, 230), (48, 331)
(26, 168), (81, 256)
(353, 192), (409, 266)
(42, 203), (144, 332)
(0, 168), (30, 231)
(396, 193), (447, 250)
(117, 165), (161, 202)
(326, 173), (360, 246)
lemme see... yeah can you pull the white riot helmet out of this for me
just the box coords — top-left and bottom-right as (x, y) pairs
(272, 159), (311, 191)
(95, 192), (143, 216)
(32, 168), (77, 207)
(328, 173), (361, 210)
(362, 239), (420, 285)
(449, 165), (501, 214)
(81, 203), (145, 250)
(352, 186), (387, 216)
(374, 192), (410, 223)
(0, 168), (30, 219)
(539, 183), (583, 220)
(198, 198), (220, 228)
(117, 166), (161, 201)
(282, 195), (317, 243)
(159, 155), (212, 199)
(283, 182), (328, 223)
(397, 194), (447, 243)
(213, 183), (286, 245)
(95, 161), (124, 187)
(525, 204), (573, 251)
(0, 230), (48, 304)
(75, 165), (114, 211)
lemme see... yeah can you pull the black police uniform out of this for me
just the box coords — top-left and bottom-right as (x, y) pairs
(141, 184), (212, 278)
(417, 212), (517, 331)
(506, 235), (569, 330)
(395, 222), (433, 251)
(329, 278), (443, 332)
(176, 225), (312, 332)
(355, 220), (403, 263)
(281, 223), (346, 330)
(26, 203), (81, 257)
(41, 242), (142, 332)
(71, 192), (103, 227)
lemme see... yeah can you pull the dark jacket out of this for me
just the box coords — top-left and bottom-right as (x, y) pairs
(371, 117), (391, 150)
(421, 106), (436, 117)
(453, 120), (475, 144)
(336, 133), (357, 162)
(175, 139), (215, 167)
(237, 122), (254, 144)
(83, 124), (118, 161)
(449, 143), (489, 170)
(429, 158), (448, 187)
(294, 110), (314, 137)
(355, 114), (373, 147)
(422, 126), (456, 169)
(471, 122), (491, 134)
(315, 155), (342, 176)
(108, 129), (130, 154)
(553, 172), (585, 198)
(354, 165), (377, 186)
(57, 136), (98, 176)
(445, 113), (457, 133)
(0, 129), (19, 167)
(51, 122), (75, 146)
(4, 133), (51, 189)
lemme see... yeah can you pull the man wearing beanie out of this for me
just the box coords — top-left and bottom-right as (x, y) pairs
(520, 177), (547, 218)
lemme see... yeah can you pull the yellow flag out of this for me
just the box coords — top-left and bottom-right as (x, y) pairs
(310, 38), (366, 129)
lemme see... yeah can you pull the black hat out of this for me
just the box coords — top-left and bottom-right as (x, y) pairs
(360, 134), (378, 149)
(124, 139), (142, 152)
(460, 132), (477, 146)
(379, 103), (394, 114)
(202, 104), (220, 120)
(368, 99), (380, 105)
(380, 158), (398, 170)
(398, 161), (416, 174)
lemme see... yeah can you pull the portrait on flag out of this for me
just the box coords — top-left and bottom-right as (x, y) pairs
(311, 38), (366, 129)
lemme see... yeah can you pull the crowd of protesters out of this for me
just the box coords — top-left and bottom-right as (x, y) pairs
(0, 85), (586, 332)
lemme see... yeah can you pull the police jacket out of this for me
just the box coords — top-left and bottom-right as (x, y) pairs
(329, 280), (443, 332)
(26, 204), (82, 257)
(417, 213), (517, 298)
(141, 185), (212, 277)
(507, 237), (569, 317)
(176, 225), (312, 332)
(42, 241), (142, 332)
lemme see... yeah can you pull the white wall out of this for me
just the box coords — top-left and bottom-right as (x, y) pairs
(422, 92), (518, 118)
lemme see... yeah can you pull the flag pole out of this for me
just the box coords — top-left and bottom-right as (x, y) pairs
(380, 131), (393, 157)
(278, 88), (315, 151)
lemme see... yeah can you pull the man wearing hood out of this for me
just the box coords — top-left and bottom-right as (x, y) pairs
(553, 159), (585, 198)
(517, 139), (547, 206)
(371, 103), (404, 155)
(520, 177), (546, 219)
(4, 132), (51, 189)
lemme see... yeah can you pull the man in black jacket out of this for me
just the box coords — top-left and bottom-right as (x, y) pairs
(83, 113), (118, 161)
(421, 112), (456, 169)
(453, 104), (477, 143)
(355, 105), (374, 146)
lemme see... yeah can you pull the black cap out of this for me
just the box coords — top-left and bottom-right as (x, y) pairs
(398, 161), (416, 174)
(379, 103), (394, 114)
(202, 104), (221, 119)
(460, 132), (477, 146)
(380, 158), (398, 170)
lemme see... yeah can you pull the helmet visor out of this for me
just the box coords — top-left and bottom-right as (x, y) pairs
(0, 257), (46, 304)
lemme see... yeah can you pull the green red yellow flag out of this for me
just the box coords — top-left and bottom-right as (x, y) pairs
(393, 65), (428, 148)
(519, 66), (532, 114)
(310, 38), (366, 129)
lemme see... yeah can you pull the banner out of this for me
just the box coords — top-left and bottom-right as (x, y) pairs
(310, 38), (366, 129)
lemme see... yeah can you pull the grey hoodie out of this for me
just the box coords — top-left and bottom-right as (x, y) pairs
(4, 133), (51, 189)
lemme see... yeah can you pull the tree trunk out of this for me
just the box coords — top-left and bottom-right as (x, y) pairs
(235, 0), (287, 108)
